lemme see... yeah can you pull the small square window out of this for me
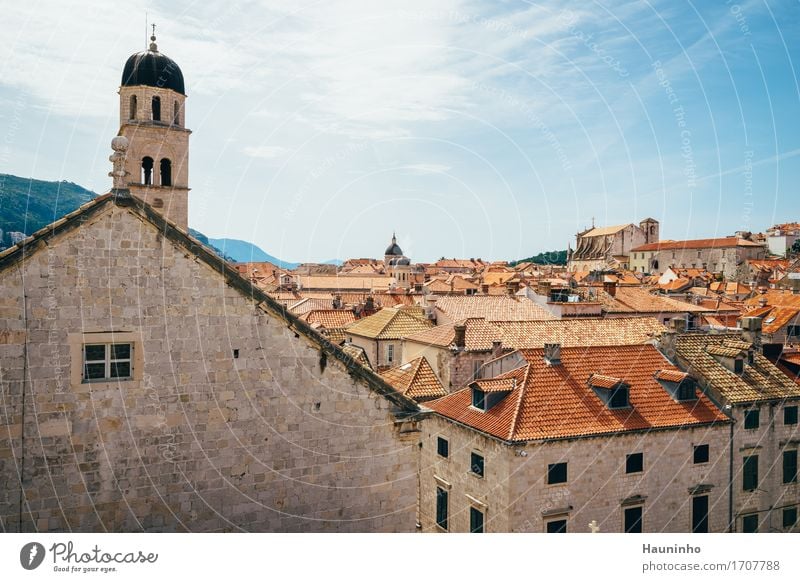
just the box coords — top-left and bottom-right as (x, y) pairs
(436, 437), (449, 458)
(744, 409), (759, 430)
(785, 406), (798, 426)
(82, 343), (133, 382)
(609, 387), (629, 408)
(693, 444), (709, 464)
(783, 507), (798, 529)
(470, 507), (484, 533)
(548, 462), (567, 485)
(545, 519), (567, 533)
(626, 452), (643, 474)
(741, 513), (758, 533)
(471, 452), (484, 478)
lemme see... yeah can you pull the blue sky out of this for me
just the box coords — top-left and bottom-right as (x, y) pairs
(0, 1), (798, 262)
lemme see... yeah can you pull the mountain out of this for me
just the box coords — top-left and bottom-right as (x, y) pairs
(208, 238), (299, 268)
(0, 174), (95, 245)
(511, 249), (568, 266)
(0, 174), (294, 266)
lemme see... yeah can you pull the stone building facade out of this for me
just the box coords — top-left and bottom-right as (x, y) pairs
(568, 218), (659, 272)
(419, 416), (731, 533)
(421, 344), (731, 533)
(630, 237), (766, 279)
(0, 196), (421, 532)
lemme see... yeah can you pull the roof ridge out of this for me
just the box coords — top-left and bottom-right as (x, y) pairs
(507, 363), (532, 441)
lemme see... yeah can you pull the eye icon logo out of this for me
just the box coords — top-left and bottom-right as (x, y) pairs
(20, 542), (46, 570)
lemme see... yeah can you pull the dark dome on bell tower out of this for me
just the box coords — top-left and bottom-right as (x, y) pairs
(121, 32), (185, 94)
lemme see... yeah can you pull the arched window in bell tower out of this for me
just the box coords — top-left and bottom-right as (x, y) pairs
(141, 157), (154, 185)
(173, 101), (180, 126)
(129, 95), (137, 120)
(160, 159), (172, 187)
(152, 96), (161, 121)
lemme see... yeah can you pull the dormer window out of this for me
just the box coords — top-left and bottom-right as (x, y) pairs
(469, 378), (516, 412)
(653, 369), (697, 401)
(707, 344), (747, 374)
(588, 374), (630, 409)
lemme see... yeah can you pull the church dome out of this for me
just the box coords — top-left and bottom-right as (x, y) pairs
(121, 35), (185, 95)
(384, 234), (403, 256)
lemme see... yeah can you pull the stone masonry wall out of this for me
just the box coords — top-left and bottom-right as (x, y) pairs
(0, 204), (418, 532)
(420, 415), (731, 533)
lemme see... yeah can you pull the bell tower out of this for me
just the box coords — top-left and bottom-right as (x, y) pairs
(117, 26), (190, 229)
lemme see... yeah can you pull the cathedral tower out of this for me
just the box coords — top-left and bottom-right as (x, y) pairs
(117, 28), (190, 229)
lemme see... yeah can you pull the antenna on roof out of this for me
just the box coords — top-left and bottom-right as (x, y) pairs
(592, 216), (595, 228)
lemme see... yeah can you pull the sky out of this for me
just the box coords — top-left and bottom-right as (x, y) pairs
(0, 0), (798, 263)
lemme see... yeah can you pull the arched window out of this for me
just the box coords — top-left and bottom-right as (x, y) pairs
(160, 158), (172, 187)
(141, 157), (154, 185)
(129, 95), (137, 120)
(152, 96), (161, 121)
(173, 101), (180, 125)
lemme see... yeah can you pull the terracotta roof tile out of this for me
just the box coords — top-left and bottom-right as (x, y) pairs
(301, 309), (357, 329)
(433, 295), (555, 322)
(587, 373), (626, 389)
(632, 237), (763, 252)
(654, 369), (689, 383)
(674, 333), (800, 404)
(427, 345), (727, 442)
(379, 356), (447, 401)
(473, 378), (517, 393)
(345, 307), (433, 339)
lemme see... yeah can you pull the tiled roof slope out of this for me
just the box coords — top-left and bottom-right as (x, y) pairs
(674, 333), (800, 404)
(493, 317), (666, 348)
(632, 237), (763, 252)
(427, 345), (727, 442)
(300, 309), (357, 329)
(434, 295), (555, 322)
(345, 307), (433, 339)
(403, 318), (501, 351)
(380, 357), (447, 401)
(403, 317), (666, 352)
(601, 287), (709, 314)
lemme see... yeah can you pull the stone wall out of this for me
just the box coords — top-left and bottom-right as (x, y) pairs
(0, 203), (419, 532)
(420, 415), (731, 533)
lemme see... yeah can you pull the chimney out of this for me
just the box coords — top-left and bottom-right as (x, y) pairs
(454, 324), (467, 349)
(332, 294), (342, 309)
(741, 316), (763, 352)
(537, 281), (552, 297)
(544, 343), (561, 365)
(758, 296), (768, 308)
(603, 281), (617, 297)
(491, 340), (503, 357)
(669, 317), (687, 333)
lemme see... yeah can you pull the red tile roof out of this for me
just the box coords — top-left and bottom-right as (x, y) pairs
(631, 237), (763, 252)
(379, 356), (447, 401)
(426, 345), (727, 442)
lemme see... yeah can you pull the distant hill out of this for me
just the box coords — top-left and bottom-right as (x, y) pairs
(208, 238), (299, 268)
(511, 249), (568, 266)
(0, 174), (95, 244)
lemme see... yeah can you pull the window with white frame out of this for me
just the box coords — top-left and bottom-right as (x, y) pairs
(83, 343), (133, 381)
(386, 344), (395, 364)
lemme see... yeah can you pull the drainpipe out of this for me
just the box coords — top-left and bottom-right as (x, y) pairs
(728, 408), (734, 532)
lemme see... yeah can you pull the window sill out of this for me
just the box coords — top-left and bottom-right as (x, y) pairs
(82, 377), (133, 384)
(467, 471), (484, 480)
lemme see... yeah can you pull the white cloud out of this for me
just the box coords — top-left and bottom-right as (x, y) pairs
(242, 145), (289, 159)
